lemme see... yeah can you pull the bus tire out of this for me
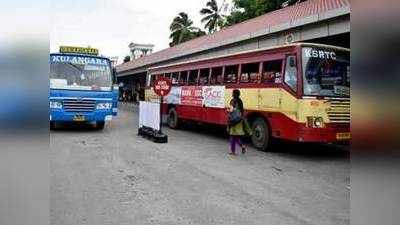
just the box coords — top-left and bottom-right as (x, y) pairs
(50, 122), (55, 130)
(251, 118), (271, 151)
(167, 108), (179, 129)
(96, 121), (105, 130)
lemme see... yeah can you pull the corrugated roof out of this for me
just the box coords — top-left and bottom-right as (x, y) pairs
(116, 0), (349, 73)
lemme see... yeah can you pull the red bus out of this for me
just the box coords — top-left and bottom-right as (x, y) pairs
(145, 43), (350, 150)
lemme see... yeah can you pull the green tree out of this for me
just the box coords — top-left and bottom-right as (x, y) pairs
(169, 12), (205, 47)
(193, 29), (207, 38)
(224, 0), (306, 27)
(200, 0), (226, 33)
(123, 55), (130, 63)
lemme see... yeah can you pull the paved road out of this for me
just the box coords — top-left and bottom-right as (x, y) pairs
(51, 103), (349, 225)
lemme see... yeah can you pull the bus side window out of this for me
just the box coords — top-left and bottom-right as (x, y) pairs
(171, 72), (179, 85)
(188, 70), (198, 85)
(284, 55), (297, 91)
(262, 59), (283, 84)
(179, 71), (188, 85)
(241, 62), (260, 83)
(149, 74), (156, 87)
(210, 67), (223, 85)
(224, 65), (239, 84)
(199, 68), (210, 85)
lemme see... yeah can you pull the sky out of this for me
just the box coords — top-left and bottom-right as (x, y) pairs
(50, 0), (231, 63)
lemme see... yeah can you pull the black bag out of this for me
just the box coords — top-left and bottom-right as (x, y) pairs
(229, 109), (242, 126)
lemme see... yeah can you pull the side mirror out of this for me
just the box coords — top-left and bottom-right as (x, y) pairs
(289, 56), (296, 67)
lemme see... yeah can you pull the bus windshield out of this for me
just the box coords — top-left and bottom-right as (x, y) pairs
(50, 54), (112, 91)
(302, 47), (350, 97)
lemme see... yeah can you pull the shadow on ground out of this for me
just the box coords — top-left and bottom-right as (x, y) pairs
(50, 122), (102, 132)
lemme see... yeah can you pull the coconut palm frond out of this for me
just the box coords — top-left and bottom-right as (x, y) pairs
(200, 0), (225, 34)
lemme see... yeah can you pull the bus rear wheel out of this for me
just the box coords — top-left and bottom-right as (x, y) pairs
(251, 118), (271, 151)
(167, 108), (179, 129)
(95, 121), (105, 130)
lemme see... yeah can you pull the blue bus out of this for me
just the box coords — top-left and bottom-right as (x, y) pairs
(49, 46), (118, 130)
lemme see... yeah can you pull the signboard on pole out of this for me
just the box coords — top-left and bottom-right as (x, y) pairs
(153, 77), (172, 97)
(151, 77), (171, 136)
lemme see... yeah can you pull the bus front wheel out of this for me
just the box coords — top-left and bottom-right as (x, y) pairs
(95, 121), (105, 130)
(167, 108), (179, 129)
(251, 118), (271, 151)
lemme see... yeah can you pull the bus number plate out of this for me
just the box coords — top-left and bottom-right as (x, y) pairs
(73, 115), (85, 122)
(336, 132), (351, 140)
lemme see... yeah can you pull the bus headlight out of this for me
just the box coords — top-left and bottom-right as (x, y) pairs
(314, 117), (324, 128)
(96, 102), (112, 110)
(307, 116), (324, 128)
(50, 101), (62, 109)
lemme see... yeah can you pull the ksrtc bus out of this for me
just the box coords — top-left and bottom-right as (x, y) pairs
(49, 46), (118, 130)
(145, 43), (350, 150)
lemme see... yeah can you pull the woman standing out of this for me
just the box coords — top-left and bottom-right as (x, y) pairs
(227, 89), (246, 155)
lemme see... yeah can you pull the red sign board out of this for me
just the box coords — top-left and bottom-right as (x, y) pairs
(153, 77), (172, 97)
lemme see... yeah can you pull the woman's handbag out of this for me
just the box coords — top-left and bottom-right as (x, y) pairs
(229, 109), (242, 126)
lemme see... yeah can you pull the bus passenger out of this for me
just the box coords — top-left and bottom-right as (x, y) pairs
(249, 73), (259, 83)
(210, 76), (216, 85)
(227, 89), (246, 155)
(262, 72), (273, 83)
(216, 75), (223, 84)
(178, 75), (187, 85)
(240, 73), (249, 83)
(274, 72), (282, 83)
(200, 76), (208, 85)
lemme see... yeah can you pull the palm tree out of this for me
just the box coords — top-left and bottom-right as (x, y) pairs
(123, 55), (130, 63)
(200, 0), (225, 33)
(169, 12), (204, 47)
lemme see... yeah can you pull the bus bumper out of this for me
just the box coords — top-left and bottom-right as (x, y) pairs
(49, 109), (113, 122)
(297, 124), (350, 143)
(269, 113), (350, 143)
